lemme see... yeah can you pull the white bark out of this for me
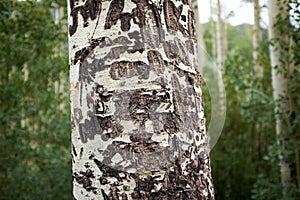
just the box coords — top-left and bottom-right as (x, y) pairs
(193, 1), (207, 74)
(268, 0), (292, 197)
(209, 0), (217, 58)
(216, 0), (223, 67)
(68, 0), (214, 199)
(215, 0), (226, 119)
(253, 0), (262, 78)
(55, 7), (64, 24)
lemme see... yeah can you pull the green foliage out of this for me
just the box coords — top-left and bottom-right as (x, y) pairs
(203, 1), (300, 197)
(0, 0), (71, 199)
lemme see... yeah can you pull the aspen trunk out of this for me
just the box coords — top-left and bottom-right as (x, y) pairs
(253, 0), (262, 78)
(222, 16), (227, 62)
(210, 0), (217, 58)
(68, 0), (214, 199)
(267, 0), (292, 197)
(193, 1), (207, 74)
(215, 0), (226, 119)
(216, 0), (223, 67)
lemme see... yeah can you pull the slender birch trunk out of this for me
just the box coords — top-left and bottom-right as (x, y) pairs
(253, 0), (262, 78)
(267, 0), (293, 197)
(68, 0), (214, 199)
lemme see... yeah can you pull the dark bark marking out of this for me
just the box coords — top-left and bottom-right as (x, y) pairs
(69, 0), (102, 36)
(182, 0), (190, 5)
(187, 10), (195, 37)
(163, 114), (180, 134)
(163, 0), (196, 38)
(113, 36), (132, 45)
(128, 31), (145, 53)
(121, 13), (132, 32)
(164, 0), (186, 35)
(128, 88), (172, 126)
(72, 144), (78, 157)
(113, 137), (160, 154)
(101, 189), (110, 200)
(185, 39), (195, 54)
(109, 61), (150, 80)
(95, 84), (113, 114)
(73, 169), (97, 193)
(100, 177), (108, 185)
(105, 0), (125, 29)
(99, 116), (124, 140)
(106, 46), (129, 61)
(142, 1), (164, 48)
(94, 159), (126, 181)
(131, 0), (147, 28)
(73, 37), (106, 65)
(121, 192), (128, 200)
(147, 50), (164, 65)
(163, 39), (192, 67)
(78, 112), (101, 143)
(77, 104), (123, 143)
(147, 50), (168, 75)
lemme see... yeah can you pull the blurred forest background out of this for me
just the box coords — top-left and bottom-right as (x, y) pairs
(0, 0), (299, 199)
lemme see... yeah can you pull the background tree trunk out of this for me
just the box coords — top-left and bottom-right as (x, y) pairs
(253, 0), (262, 78)
(216, 0), (223, 67)
(215, 0), (226, 122)
(210, 0), (217, 58)
(268, 0), (293, 197)
(68, 0), (214, 199)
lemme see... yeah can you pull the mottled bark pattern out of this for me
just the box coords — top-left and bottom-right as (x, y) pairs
(69, 0), (214, 199)
(69, 0), (102, 36)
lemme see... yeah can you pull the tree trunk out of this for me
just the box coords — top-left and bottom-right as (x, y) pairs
(216, 0), (223, 67)
(222, 15), (227, 62)
(210, 0), (217, 58)
(68, 0), (214, 199)
(215, 0), (226, 121)
(193, 1), (207, 74)
(253, 0), (262, 78)
(267, 0), (293, 197)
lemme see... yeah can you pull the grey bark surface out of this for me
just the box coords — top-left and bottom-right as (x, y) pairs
(69, 0), (214, 199)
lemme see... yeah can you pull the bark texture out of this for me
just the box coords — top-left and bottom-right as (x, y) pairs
(192, 1), (207, 74)
(69, 0), (214, 199)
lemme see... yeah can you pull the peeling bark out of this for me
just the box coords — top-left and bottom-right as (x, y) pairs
(69, 0), (214, 199)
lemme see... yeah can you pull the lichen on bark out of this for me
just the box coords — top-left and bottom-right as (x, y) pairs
(69, 0), (214, 199)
